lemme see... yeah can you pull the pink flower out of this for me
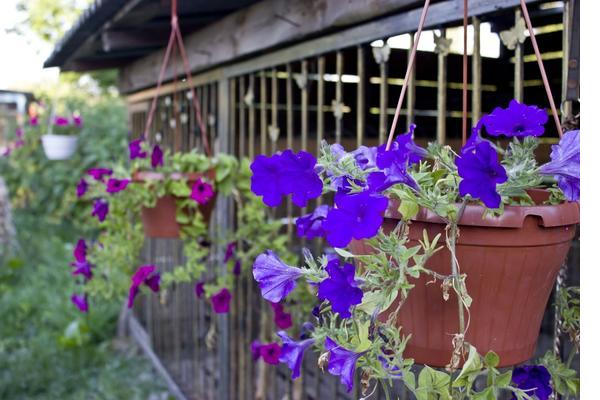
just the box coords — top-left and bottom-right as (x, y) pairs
(190, 178), (214, 204)
(105, 178), (130, 193)
(259, 343), (282, 365)
(54, 116), (70, 126)
(29, 116), (38, 126)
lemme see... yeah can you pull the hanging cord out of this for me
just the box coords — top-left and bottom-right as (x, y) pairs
(520, 0), (563, 138)
(384, 0), (431, 150)
(461, 0), (468, 145)
(142, 0), (212, 156)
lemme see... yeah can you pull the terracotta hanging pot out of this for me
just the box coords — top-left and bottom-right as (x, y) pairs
(132, 170), (216, 238)
(350, 189), (579, 367)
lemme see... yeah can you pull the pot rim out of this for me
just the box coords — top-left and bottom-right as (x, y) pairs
(41, 134), (78, 139)
(386, 189), (579, 228)
(132, 169), (215, 183)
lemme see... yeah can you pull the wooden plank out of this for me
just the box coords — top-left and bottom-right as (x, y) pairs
(301, 60), (308, 151)
(356, 46), (365, 147)
(472, 16), (482, 125)
(514, 9), (524, 102)
(406, 33), (416, 131)
(436, 29), (448, 144)
(260, 71), (267, 154)
(335, 51), (343, 144)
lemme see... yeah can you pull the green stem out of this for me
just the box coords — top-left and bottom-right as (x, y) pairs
(449, 222), (466, 335)
(566, 344), (578, 369)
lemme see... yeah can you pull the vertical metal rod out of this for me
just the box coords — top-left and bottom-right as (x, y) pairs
(472, 16), (482, 126)
(301, 60), (308, 151)
(437, 28), (448, 145)
(561, 0), (572, 120)
(356, 46), (365, 147)
(407, 33), (416, 131)
(260, 70), (267, 154)
(271, 67), (279, 154)
(317, 56), (325, 208)
(248, 74), (256, 159)
(335, 50), (343, 144)
(514, 9), (525, 102)
(239, 76), (246, 157)
(461, 0), (468, 145)
(378, 54), (389, 144)
(286, 64), (293, 150)
(229, 78), (237, 156)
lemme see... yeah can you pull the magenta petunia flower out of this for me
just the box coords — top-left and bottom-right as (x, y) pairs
(88, 168), (113, 181)
(91, 199), (109, 222)
(259, 342), (282, 365)
(456, 140), (508, 208)
(190, 178), (214, 204)
(253, 251), (304, 303)
(251, 150), (323, 207)
(195, 281), (205, 298)
(274, 310), (293, 330)
(322, 191), (388, 248)
(14, 139), (24, 149)
(72, 115), (82, 127)
(211, 288), (232, 313)
(540, 129), (580, 201)
(224, 242), (237, 263)
(15, 128), (23, 138)
(481, 99), (548, 138)
(71, 260), (93, 280)
(296, 205), (330, 240)
(54, 116), (70, 126)
(318, 258), (363, 318)
(29, 116), (38, 126)
(105, 178), (130, 193)
(128, 139), (147, 160)
(76, 178), (88, 198)
(74, 239), (87, 263)
(233, 260), (241, 276)
(512, 365), (552, 400)
(151, 144), (163, 168)
(71, 294), (88, 313)
(128, 265), (161, 308)
(325, 337), (365, 392)
(277, 331), (315, 379)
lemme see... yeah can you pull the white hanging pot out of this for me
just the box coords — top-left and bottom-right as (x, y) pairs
(41, 134), (78, 160)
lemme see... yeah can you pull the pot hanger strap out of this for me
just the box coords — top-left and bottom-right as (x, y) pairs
(142, 0), (212, 156)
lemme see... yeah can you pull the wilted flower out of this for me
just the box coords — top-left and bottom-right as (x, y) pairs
(151, 144), (163, 168)
(71, 294), (88, 313)
(481, 99), (548, 138)
(88, 168), (113, 181)
(76, 178), (88, 198)
(128, 265), (161, 308)
(91, 199), (109, 222)
(540, 129), (580, 201)
(211, 288), (232, 313)
(190, 178), (214, 204)
(277, 331), (315, 379)
(259, 342), (282, 365)
(512, 365), (552, 400)
(129, 139), (147, 159)
(106, 178), (130, 193)
(324, 337), (365, 392)
(318, 258), (363, 318)
(253, 251), (304, 303)
(296, 205), (330, 240)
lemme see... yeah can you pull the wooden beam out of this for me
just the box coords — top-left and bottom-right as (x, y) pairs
(101, 30), (168, 52)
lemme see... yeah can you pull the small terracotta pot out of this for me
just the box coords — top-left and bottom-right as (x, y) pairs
(350, 190), (579, 367)
(132, 170), (216, 238)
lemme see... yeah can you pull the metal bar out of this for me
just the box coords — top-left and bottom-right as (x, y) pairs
(260, 70), (267, 154)
(561, 0), (572, 120)
(514, 9), (524, 102)
(436, 29), (448, 145)
(301, 60), (308, 151)
(238, 76), (246, 157)
(406, 33), (416, 131)
(249, 74), (256, 159)
(286, 64), (293, 150)
(472, 16), (482, 126)
(335, 50), (343, 144)
(317, 57), (325, 151)
(230, 78), (237, 157)
(378, 54), (388, 144)
(271, 67), (279, 154)
(356, 46), (365, 147)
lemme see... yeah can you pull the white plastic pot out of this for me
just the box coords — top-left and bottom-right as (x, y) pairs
(41, 134), (78, 160)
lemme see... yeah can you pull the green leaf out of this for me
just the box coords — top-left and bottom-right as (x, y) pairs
(334, 247), (354, 259)
(399, 199), (419, 220)
(472, 387), (495, 400)
(169, 180), (191, 197)
(496, 371), (512, 388)
(357, 290), (399, 315)
(453, 345), (483, 387)
(354, 320), (372, 352)
(484, 351), (499, 368)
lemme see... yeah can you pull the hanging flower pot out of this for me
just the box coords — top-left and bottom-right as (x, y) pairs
(41, 134), (78, 160)
(132, 170), (217, 238)
(349, 189), (579, 367)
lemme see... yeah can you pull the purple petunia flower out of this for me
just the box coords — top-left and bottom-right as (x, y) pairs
(512, 365), (552, 400)
(71, 260), (93, 280)
(300, 322), (315, 340)
(71, 294), (88, 313)
(129, 139), (147, 160)
(91, 199), (109, 222)
(195, 281), (205, 298)
(211, 288), (232, 313)
(296, 205), (330, 240)
(74, 239), (87, 263)
(54, 116), (70, 126)
(127, 265), (161, 308)
(378, 356), (403, 377)
(224, 242), (237, 263)
(322, 191), (388, 248)
(15, 128), (23, 138)
(251, 150), (323, 207)
(259, 342), (282, 365)
(318, 258), (363, 318)
(190, 178), (214, 204)
(380, 124), (427, 166)
(540, 129), (580, 201)
(76, 178), (88, 198)
(456, 140), (508, 208)
(351, 145), (378, 170)
(278, 331), (315, 379)
(151, 144), (164, 168)
(271, 303), (293, 329)
(251, 340), (262, 361)
(29, 116), (38, 126)
(481, 99), (548, 138)
(367, 163), (418, 193)
(253, 251), (304, 303)
(106, 178), (130, 193)
(324, 337), (365, 392)
(88, 168), (113, 181)
(72, 115), (82, 127)
(233, 260), (241, 276)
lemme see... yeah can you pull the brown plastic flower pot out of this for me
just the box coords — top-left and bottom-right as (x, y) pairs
(350, 190), (579, 367)
(132, 170), (216, 239)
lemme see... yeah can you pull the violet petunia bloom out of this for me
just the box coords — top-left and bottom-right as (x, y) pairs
(91, 199), (109, 222)
(195, 281), (205, 298)
(71, 294), (88, 313)
(29, 116), (38, 126)
(151, 144), (164, 168)
(106, 178), (130, 193)
(76, 178), (88, 198)
(300, 322), (315, 340)
(539, 129), (580, 201)
(324, 337), (365, 392)
(127, 265), (161, 308)
(190, 178), (214, 204)
(211, 288), (232, 313)
(456, 140), (508, 208)
(224, 242), (237, 263)
(380, 124), (427, 166)
(278, 331), (315, 379)
(71, 260), (93, 280)
(129, 139), (147, 160)
(367, 162), (418, 193)
(274, 309), (293, 330)
(481, 99), (548, 138)
(74, 239), (87, 263)
(88, 168), (113, 181)
(251, 340), (262, 361)
(233, 260), (241, 276)
(351, 145), (378, 170)
(54, 116), (70, 126)
(296, 205), (330, 240)
(259, 342), (282, 365)
(322, 191), (388, 248)
(253, 250), (305, 303)
(512, 365), (552, 400)
(251, 150), (323, 207)
(72, 115), (82, 127)
(318, 258), (363, 318)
